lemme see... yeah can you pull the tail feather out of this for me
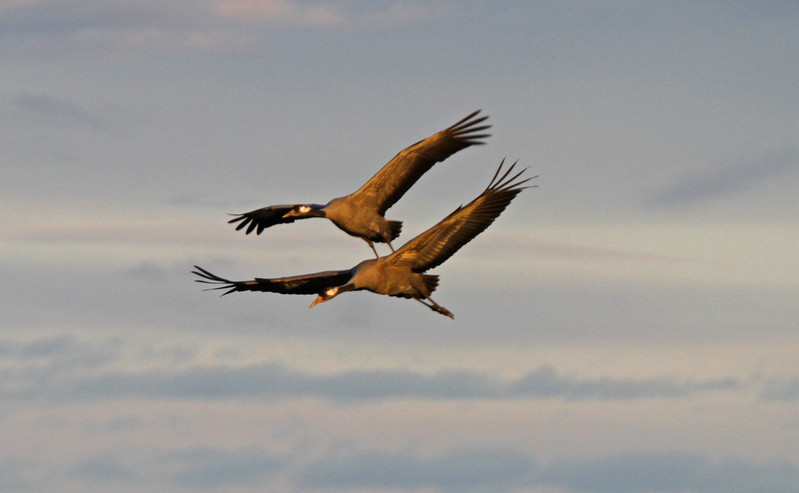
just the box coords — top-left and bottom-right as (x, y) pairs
(422, 274), (439, 297)
(388, 220), (403, 241)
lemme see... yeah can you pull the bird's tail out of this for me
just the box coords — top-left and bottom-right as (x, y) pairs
(388, 220), (403, 242)
(422, 274), (439, 297)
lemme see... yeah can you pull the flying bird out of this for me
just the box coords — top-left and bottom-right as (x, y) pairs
(228, 110), (490, 256)
(193, 160), (532, 318)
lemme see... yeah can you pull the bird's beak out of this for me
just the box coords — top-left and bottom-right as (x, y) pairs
(309, 296), (325, 308)
(282, 210), (297, 219)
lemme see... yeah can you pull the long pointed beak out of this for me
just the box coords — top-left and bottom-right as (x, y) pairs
(309, 296), (325, 308)
(282, 210), (297, 219)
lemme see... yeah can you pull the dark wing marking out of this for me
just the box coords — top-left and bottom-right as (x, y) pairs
(192, 265), (353, 296)
(227, 205), (298, 235)
(350, 110), (491, 215)
(389, 159), (533, 273)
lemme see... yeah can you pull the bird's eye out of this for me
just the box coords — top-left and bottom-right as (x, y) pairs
(298, 205), (311, 213)
(326, 287), (337, 297)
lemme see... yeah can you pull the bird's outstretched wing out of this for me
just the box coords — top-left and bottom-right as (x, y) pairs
(350, 110), (491, 215)
(227, 205), (299, 235)
(192, 265), (353, 296)
(389, 159), (533, 273)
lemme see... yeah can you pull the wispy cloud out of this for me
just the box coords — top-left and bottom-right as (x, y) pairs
(212, 0), (434, 28)
(540, 451), (799, 493)
(70, 446), (281, 488)
(6, 413), (799, 493)
(761, 376), (799, 401)
(1, 0), (437, 55)
(26, 443), (799, 492)
(299, 447), (534, 491)
(2, 337), (738, 402)
(49, 364), (733, 401)
(647, 148), (799, 207)
(160, 447), (283, 488)
(211, 0), (347, 27)
(8, 92), (106, 130)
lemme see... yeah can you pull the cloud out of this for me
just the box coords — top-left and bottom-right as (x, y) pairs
(71, 456), (139, 483)
(300, 448), (799, 493)
(541, 452), (799, 493)
(8, 92), (106, 130)
(0, 334), (73, 357)
(0, 335), (119, 373)
(0, 458), (29, 491)
(508, 366), (738, 400)
(42, 444), (799, 492)
(211, 0), (347, 27)
(212, 0), (434, 28)
(299, 447), (534, 491)
(70, 446), (281, 488)
(647, 148), (799, 208)
(4, 338), (738, 402)
(1, 0), (218, 54)
(161, 447), (282, 488)
(57, 364), (736, 401)
(1, 0), (437, 55)
(126, 261), (169, 281)
(760, 376), (799, 401)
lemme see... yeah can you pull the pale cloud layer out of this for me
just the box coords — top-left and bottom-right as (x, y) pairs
(1, 0), (439, 55)
(2, 333), (798, 492)
(1, 335), (743, 403)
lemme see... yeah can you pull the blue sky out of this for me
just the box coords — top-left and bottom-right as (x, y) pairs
(1, 1), (798, 492)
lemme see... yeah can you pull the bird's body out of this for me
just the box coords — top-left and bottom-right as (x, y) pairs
(194, 160), (532, 318)
(319, 196), (403, 250)
(229, 110), (490, 256)
(321, 257), (440, 301)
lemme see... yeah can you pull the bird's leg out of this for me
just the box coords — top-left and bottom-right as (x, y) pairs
(363, 239), (380, 258)
(386, 240), (396, 253)
(415, 297), (454, 319)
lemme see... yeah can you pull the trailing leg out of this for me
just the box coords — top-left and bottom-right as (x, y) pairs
(363, 238), (379, 257)
(415, 297), (454, 319)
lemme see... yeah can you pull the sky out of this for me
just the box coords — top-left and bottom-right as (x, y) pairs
(1, 1), (798, 492)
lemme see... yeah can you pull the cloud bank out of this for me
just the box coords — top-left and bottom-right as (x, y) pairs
(1, 335), (742, 403)
(55, 445), (799, 493)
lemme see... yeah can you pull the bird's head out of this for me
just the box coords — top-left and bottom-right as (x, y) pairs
(283, 204), (324, 219)
(309, 286), (341, 308)
(309, 282), (357, 308)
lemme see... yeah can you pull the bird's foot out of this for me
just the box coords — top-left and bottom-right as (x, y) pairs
(430, 304), (454, 319)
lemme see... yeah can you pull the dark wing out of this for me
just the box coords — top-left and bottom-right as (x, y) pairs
(192, 265), (353, 296)
(389, 160), (533, 273)
(227, 205), (298, 235)
(350, 110), (491, 215)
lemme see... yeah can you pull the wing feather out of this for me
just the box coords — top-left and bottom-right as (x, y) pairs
(227, 205), (298, 235)
(350, 110), (491, 214)
(389, 160), (533, 273)
(192, 265), (353, 296)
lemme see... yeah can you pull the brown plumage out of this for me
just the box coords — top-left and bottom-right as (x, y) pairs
(193, 160), (532, 318)
(227, 110), (490, 256)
